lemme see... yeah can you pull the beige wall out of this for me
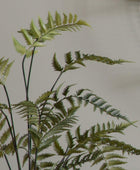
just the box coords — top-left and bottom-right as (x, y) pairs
(0, 0), (140, 169)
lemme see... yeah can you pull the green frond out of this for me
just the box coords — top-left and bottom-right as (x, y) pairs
(37, 153), (55, 161)
(54, 140), (65, 155)
(22, 153), (28, 167)
(52, 53), (63, 71)
(0, 57), (13, 85)
(108, 160), (127, 166)
(40, 161), (54, 168)
(65, 52), (73, 64)
(35, 91), (53, 105)
(30, 20), (41, 38)
(38, 17), (47, 33)
(17, 134), (28, 148)
(66, 131), (74, 148)
(43, 114), (77, 139)
(101, 138), (140, 155)
(0, 128), (11, 144)
(54, 101), (67, 116)
(29, 127), (41, 147)
(0, 118), (6, 131)
(20, 29), (33, 45)
(62, 84), (75, 96)
(47, 12), (54, 29)
(13, 37), (26, 55)
(38, 135), (60, 153)
(105, 153), (126, 160)
(74, 90), (130, 122)
(83, 53), (130, 65)
(14, 100), (38, 120)
(17, 12), (90, 52)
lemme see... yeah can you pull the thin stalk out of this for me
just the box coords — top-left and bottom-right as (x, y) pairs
(4, 154), (12, 170)
(34, 148), (38, 170)
(22, 47), (36, 170)
(3, 85), (21, 170)
(40, 71), (63, 115)
(50, 71), (63, 92)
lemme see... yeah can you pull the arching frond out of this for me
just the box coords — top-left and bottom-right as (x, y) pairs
(74, 89), (130, 122)
(14, 12), (90, 57)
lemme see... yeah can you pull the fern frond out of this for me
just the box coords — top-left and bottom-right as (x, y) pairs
(54, 140), (65, 155)
(74, 89), (130, 122)
(35, 91), (53, 105)
(13, 37), (26, 55)
(14, 100), (38, 121)
(38, 135), (60, 153)
(37, 153), (55, 161)
(0, 128), (11, 144)
(17, 12), (90, 52)
(52, 53), (63, 71)
(0, 118), (6, 131)
(101, 138), (140, 155)
(0, 57), (13, 85)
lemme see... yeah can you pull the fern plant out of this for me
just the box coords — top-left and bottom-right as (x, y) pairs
(0, 11), (140, 170)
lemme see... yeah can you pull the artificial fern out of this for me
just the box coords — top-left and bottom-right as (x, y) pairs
(0, 11), (139, 170)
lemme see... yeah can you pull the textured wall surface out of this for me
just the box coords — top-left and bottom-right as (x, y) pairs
(0, 0), (140, 169)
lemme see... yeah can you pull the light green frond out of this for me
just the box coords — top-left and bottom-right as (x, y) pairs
(30, 20), (41, 38)
(38, 17), (47, 33)
(20, 29), (33, 45)
(13, 37), (26, 55)
(0, 57), (13, 85)
(17, 12), (90, 51)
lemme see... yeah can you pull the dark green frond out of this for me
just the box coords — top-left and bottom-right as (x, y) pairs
(0, 118), (6, 131)
(66, 131), (74, 148)
(74, 90), (130, 122)
(54, 140), (65, 155)
(0, 128), (11, 144)
(52, 53), (63, 71)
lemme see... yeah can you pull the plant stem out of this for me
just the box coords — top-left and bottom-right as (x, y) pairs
(40, 71), (63, 115)
(22, 47), (36, 170)
(3, 85), (21, 170)
(4, 154), (12, 170)
(50, 71), (63, 92)
(34, 148), (38, 170)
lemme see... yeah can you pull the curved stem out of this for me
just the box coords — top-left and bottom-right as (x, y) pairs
(22, 47), (36, 170)
(22, 54), (27, 95)
(3, 85), (21, 170)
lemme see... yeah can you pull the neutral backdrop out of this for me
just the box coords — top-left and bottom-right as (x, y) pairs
(0, 0), (140, 169)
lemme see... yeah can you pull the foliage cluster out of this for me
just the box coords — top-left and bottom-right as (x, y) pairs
(0, 11), (140, 170)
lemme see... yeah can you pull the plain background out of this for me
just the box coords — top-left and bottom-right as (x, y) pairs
(0, 0), (140, 169)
